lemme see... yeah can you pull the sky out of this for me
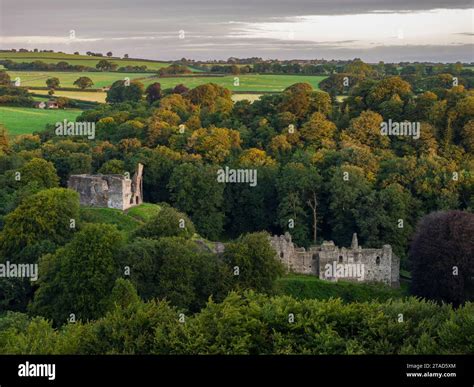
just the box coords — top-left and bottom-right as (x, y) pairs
(0, 0), (473, 62)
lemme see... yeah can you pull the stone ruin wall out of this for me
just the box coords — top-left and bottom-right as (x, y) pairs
(67, 164), (143, 211)
(269, 233), (399, 287)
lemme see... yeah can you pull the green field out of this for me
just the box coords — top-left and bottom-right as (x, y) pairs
(7, 71), (153, 88)
(0, 52), (188, 71)
(8, 71), (325, 92)
(0, 106), (83, 136)
(276, 274), (408, 302)
(143, 74), (326, 92)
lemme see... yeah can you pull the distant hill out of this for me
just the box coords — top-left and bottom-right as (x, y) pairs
(0, 51), (200, 72)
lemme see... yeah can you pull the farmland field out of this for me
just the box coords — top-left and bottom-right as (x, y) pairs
(0, 106), (83, 136)
(7, 71), (153, 88)
(0, 52), (195, 71)
(140, 74), (326, 91)
(49, 90), (107, 103)
(7, 71), (326, 92)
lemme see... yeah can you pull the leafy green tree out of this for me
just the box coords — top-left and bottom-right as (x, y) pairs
(134, 205), (195, 239)
(96, 59), (117, 71)
(327, 165), (372, 246)
(73, 77), (94, 90)
(31, 224), (124, 324)
(18, 158), (59, 189)
(168, 163), (224, 240)
(409, 211), (474, 306)
(106, 80), (144, 103)
(46, 77), (60, 89)
(223, 232), (284, 293)
(120, 237), (231, 311)
(0, 188), (80, 262)
(108, 278), (140, 310)
(98, 159), (125, 174)
(277, 162), (322, 246)
(0, 70), (11, 86)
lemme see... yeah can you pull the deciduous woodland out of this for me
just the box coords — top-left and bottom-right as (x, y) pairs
(0, 57), (472, 354)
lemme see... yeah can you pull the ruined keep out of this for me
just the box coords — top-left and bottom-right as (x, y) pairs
(67, 163), (144, 211)
(269, 232), (399, 287)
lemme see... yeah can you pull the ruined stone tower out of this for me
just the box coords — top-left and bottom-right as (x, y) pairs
(67, 163), (144, 211)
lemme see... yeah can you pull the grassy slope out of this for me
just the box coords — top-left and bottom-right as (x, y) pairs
(276, 274), (408, 303)
(80, 203), (162, 236)
(0, 106), (83, 136)
(0, 52), (184, 71)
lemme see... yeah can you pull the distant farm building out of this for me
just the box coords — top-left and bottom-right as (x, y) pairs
(34, 100), (59, 109)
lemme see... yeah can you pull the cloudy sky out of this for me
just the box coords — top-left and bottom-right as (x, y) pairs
(0, 0), (473, 62)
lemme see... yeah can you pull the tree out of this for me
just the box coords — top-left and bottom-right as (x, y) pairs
(98, 159), (125, 174)
(0, 71), (11, 86)
(461, 119), (474, 153)
(186, 83), (233, 114)
(409, 211), (474, 306)
(327, 165), (372, 246)
(106, 80), (144, 103)
(223, 232), (284, 293)
(0, 188), (80, 263)
(119, 237), (231, 311)
(0, 124), (9, 153)
(18, 158), (59, 189)
(134, 205), (195, 239)
(145, 82), (162, 104)
(31, 224), (124, 324)
(46, 77), (60, 89)
(279, 82), (314, 121)
(168, 163), (224, 240)
(188, 127), (241, 163)
(73, 77), (94, 90)
(108, 278), (140, 310)
(300, 112), (337, 148)
(96, 59), (117, 71)
(346, 110), (389, 148)
(172, 84), (189, 94)
(106, 51), (113, 57)
(277, 162), (322, 246)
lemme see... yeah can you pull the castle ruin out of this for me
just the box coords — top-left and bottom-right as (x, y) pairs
(270, 232), (399, 287)
(67, 163), (144, 211)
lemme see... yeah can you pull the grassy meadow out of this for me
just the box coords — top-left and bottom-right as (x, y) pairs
(8, 71), (152, 88)
(276, 274), (408, 302)
(0, 52), (182, 71)
(0, 106), (83, 136)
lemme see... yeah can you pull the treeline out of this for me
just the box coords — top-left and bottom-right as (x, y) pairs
(0, 292), (472, 354)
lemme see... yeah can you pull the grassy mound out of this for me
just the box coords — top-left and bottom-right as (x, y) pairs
(80, 203), (161, 235)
